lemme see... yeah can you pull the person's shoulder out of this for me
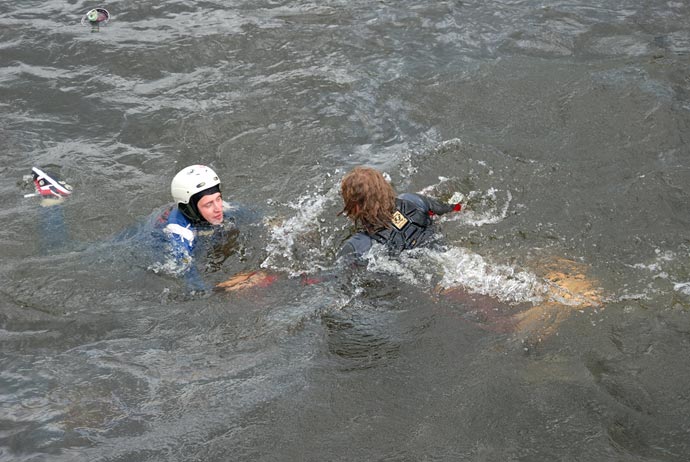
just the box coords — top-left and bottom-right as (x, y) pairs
(348, 232), (372, 246)
(340, 232), (373, 260)
(165, 206), (190, 227)
(397, 192), (428, 210)
(160, 205), (194, 239)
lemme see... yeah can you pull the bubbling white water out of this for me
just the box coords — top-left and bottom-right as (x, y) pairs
(261, 179), (342, 276)
(367, 245), (547, 305)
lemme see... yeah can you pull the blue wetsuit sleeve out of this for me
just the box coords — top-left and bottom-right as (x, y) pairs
(164, 223), (209, 293)
(399, 193), (455, 216)
(337, 241), (358, 263)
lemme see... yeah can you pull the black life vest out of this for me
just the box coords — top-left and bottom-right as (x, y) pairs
(371, 197), (435, 253)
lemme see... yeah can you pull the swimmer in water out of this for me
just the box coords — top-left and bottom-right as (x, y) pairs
(337, 166), (462, 263)
(160, 165), (278, 293)
(29, 164), (268, 294)
(155, 165), (229, 291)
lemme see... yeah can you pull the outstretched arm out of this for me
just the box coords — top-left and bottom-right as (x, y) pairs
(398, 193), (462, 216)
(215, 270), (278, 292)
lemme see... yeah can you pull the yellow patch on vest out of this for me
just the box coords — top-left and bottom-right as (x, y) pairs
(391, 211), (409, 230)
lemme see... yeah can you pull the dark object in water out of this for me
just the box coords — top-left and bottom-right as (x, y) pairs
(81, 8), (110, 26)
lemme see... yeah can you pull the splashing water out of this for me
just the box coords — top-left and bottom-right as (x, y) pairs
(416, 175), (513, 227)
(261, 180), (342, 276)
(367, 245), (547, 305)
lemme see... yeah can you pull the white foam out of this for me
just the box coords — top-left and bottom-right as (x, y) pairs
(424, 247), (546, 304)
(148, 255), (189, 277)
(366, 246), (546, 305)
(416, 174), (511, 228)
(448, 191), (466, 204)
(261, 181), (341, 276)
(673, 282), (690, 296)
(440, 189), (512, 227)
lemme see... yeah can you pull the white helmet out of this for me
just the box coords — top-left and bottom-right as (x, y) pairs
(170, 165), (221, 205)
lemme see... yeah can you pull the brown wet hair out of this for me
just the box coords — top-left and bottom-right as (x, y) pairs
(340, 166), (396, 233)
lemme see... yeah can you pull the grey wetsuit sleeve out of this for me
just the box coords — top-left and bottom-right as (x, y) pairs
(398, 193), (455, 215)
(337, 232), (373, 263)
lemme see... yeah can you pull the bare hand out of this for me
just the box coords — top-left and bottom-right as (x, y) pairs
(215, 271), (277, 292)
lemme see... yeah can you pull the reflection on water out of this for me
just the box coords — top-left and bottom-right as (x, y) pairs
(1, 0), (689, 460)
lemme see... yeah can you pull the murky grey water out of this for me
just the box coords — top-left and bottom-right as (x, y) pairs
(1, 1), (689, 460)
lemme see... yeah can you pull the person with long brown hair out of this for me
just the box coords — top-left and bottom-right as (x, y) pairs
(338, 166), (461, 261)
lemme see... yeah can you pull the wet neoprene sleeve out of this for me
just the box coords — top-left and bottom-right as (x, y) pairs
(398, 193), (456, 215)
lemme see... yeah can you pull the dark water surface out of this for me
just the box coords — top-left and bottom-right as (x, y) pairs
(1, 1), (689, 460)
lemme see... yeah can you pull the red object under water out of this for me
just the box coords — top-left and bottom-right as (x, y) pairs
(301, 276), (323, 286)
(256, 273), (279, 287)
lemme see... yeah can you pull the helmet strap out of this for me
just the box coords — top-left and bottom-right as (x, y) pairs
(178, 203), (205, 224)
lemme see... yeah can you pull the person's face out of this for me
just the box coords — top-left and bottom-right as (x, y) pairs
(197, 192), (223, 225)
